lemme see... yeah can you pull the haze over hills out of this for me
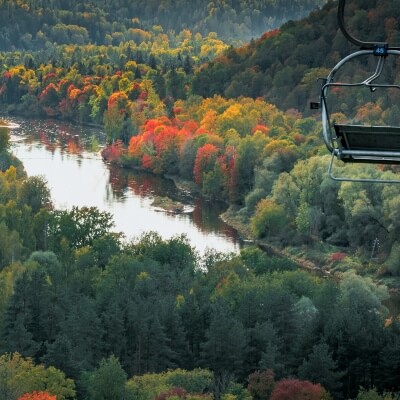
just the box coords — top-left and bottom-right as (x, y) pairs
(192, 0), (400, 113)
(2, 0), (399, 118)
(0, 0), (326, 49)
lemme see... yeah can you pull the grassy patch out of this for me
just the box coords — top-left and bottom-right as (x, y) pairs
(151, 196), (185, 213)
(220, 206), (253, 240)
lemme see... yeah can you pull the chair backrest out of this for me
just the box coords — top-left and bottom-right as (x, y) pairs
(334, 123), (400, 164)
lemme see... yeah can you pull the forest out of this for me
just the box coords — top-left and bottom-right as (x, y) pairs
(0, 0), (400, 399)
(0, 133), (399, 399)
(0, 0), (326, 49)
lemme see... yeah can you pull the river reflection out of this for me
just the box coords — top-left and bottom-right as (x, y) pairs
(8, 116), (242, 254)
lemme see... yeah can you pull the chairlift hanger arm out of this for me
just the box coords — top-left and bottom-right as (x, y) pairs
(338, 0), (400, 51)
(321, 49), (400, 90)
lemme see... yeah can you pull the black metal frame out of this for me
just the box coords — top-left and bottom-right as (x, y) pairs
(337, 0), (400, 50)
(320, 0), (400, 182)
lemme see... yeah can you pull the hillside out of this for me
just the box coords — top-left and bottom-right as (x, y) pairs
(0, 0), (400, 261)
(192, 0), (400, 113)
(0, 1), (400, 399)
(0, 0), (326, 50)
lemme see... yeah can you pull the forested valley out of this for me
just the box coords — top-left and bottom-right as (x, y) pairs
(0, 0), (400, 399)
(0, 0), (326, 49)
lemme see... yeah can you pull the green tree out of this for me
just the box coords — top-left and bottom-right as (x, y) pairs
(298, 343), (344, 398)
(201, 300), (247, 397)
(0, 222), (23, 269)
(0, 126), (10, 152)
(165, 68), (186, 100)
(0, 353), (76, 400)
(48, 206), (114, 251)
(338, 182), (387, 249)
(54, 296), (103, 375)
(127, 373), (169, 400)
(84, 355), (128, 400)
(202, 163), (226, 200)
(18, 176), (52, 214)
(163, 368), (213, 394)
(0, 269), (43, 358)
(233, 137), (263, 203)
(103, 105), (125, 143)
(384, 241), (400, 276)
(356, 388), (396, 400)
(251, 199), (287, 239)
(324, 272), (389, 398)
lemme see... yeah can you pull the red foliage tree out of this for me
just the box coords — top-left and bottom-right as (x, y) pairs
(270, 378), (328, 400)
(142, 153), (154, 170)
(43, 72), (58, 85)
(128, 116), (196, 173)
(330, 252), (346, 262)
(219, 144), (237, 201)
(193, 143), (219, 185)
(257, 29), (280, 43)
(181, 120), (199, 134)
(38, 83), (60, 116)
(18, 392), (57, 400)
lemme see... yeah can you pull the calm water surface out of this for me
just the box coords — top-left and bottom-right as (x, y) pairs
(8, 117), (242, 254)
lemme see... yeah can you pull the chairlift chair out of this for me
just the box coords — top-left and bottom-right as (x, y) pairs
(318, 0), (400, 182)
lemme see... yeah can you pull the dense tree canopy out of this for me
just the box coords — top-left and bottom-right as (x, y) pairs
(0, 128), (397, 399)
(0, 0), (326, 49)
(0, 0), (399, 399)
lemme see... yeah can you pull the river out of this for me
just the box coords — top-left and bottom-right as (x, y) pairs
(7, 116), (242, 255)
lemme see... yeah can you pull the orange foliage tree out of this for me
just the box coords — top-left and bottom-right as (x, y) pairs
(354, 102), (383, 124)
(18, 392), (57, 400)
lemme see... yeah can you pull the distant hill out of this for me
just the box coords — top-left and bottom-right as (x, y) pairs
(191, 0), (400, 114)
(0, 0), (326, 49)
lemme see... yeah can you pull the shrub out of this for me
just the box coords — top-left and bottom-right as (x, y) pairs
(270, 378), (329, 400)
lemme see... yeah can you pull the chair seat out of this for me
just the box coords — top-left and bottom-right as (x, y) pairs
(334, 123), (400, 163)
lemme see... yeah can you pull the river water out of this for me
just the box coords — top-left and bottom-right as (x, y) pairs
(7, 117), (242, 255)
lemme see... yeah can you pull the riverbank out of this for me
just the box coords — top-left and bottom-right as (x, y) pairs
(9, 116), (241, 254)
(221, 204), (400, 299)
(139, 169), (400, 297)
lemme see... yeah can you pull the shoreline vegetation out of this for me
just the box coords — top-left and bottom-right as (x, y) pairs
(6, 109), (400, 296)
(1, 0), (400, 397)
(1, 0), (399, 295)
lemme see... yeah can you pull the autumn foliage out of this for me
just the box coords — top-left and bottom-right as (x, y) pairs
(247, 370), (276, 400)
(155, 387), (187, 400)
(128, 116), (195, 173)
(270, 379), (328, 400)
(193, 143), (219, 185)
(18, 392), (57, 400)
(101, 139), (126, 162)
